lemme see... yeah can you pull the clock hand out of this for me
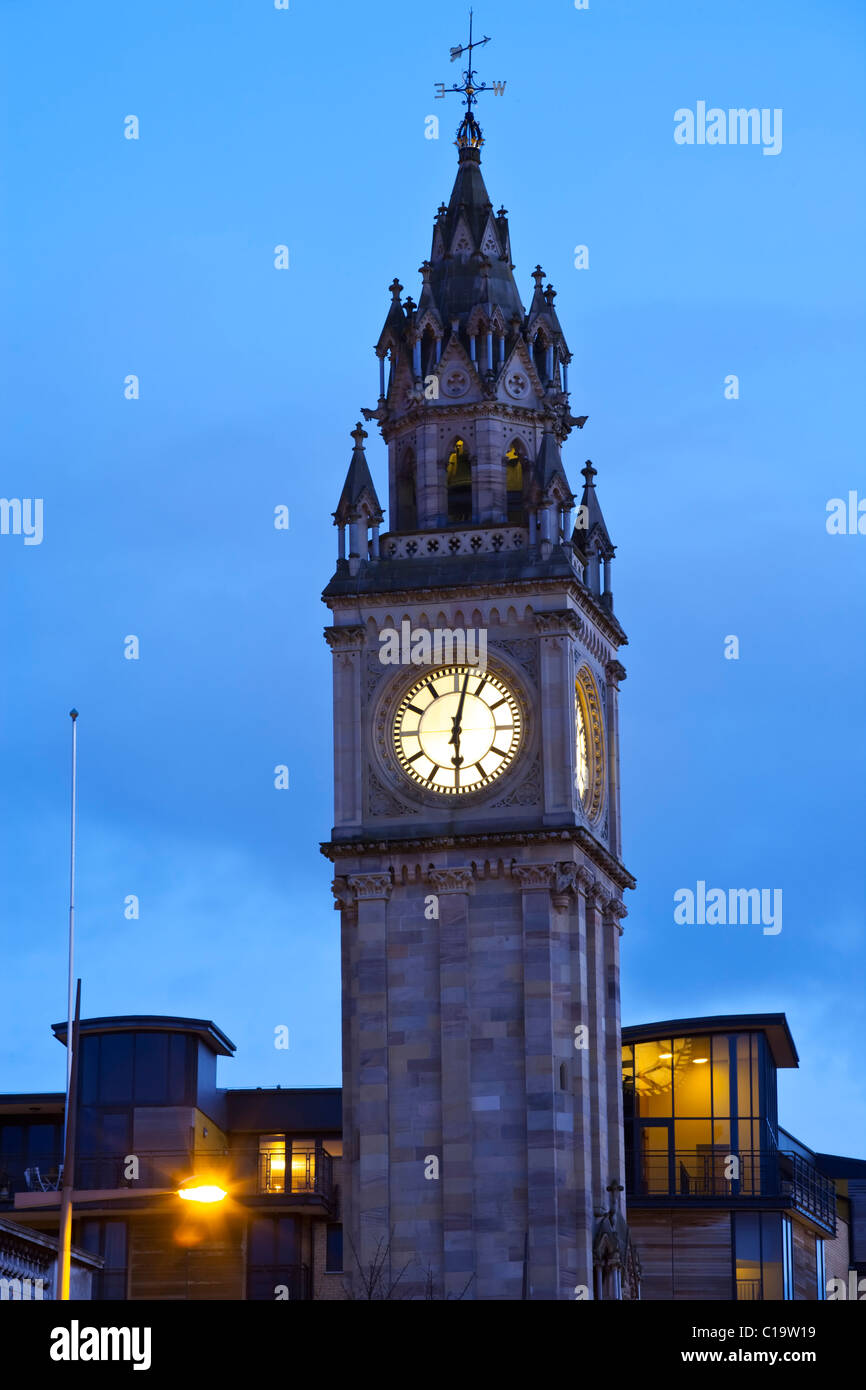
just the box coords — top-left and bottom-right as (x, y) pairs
(448, 673), (471, 765)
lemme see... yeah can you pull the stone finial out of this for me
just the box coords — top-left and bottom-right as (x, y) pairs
(532, 264), (545, 288)
(388, 277), (403, 299)
(351, 421), (368, 449)
(582, 460), (597, 487)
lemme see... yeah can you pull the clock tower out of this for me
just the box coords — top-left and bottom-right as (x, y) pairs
(321, 86), (638, 1301)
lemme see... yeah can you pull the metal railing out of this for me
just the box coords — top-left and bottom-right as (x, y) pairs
(736, 1278), (762, 1301)
(257, 1144), (333, 1199)
(778, 1150), (836, 1232)
(630, 1148), (836, 1232)
(1, 1145), (334, 1204)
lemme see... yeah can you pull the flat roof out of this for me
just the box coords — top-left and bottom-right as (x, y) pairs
(225, 1087), (341, 1132)
(814, 1152), (866, 1178)
(51, 1016), (236, 1057)
(622, 1014), (798, 1069)
(0, 1093), (65, 1115)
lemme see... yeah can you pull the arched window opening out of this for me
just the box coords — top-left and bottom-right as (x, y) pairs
(506, 444), (526, 525)
(421, 327), (437, 379)
(396, 450), (417, 531)
(533, 332), (547, 383)
(446, 439), (472, 524)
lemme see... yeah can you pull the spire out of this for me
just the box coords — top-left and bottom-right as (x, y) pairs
(375, 278), (405, 356)
(535, 428), (573, 501)
(576, 460), (613, 550)
(334, 423), (383, 526)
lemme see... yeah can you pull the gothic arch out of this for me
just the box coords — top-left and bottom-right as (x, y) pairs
(505, 438), (529, 525)
(445, 436), (472, 525)
(396, 447), (417, 531)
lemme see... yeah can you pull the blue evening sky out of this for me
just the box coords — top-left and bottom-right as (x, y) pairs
(2, 0), (864, 1154)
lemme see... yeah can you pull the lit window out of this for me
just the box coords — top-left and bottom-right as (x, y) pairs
(290, 1142), (316, 1192)
(258, 1135), (286, 1194)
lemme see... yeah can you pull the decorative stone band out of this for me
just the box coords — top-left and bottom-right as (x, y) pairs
(322, 827), (636, 893)
(325, 577), (628, 653)
(424, 866), (475, 893)
(534, 609), (583, 640)
(331, 872), (393, 909)
(511, 863), (558, 891)
(324, 625), (367, 651)
(381, 526), (528, 561)
(511, 861), (581, 905)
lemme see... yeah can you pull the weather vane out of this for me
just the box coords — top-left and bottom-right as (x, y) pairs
(434, 10), (506, 150)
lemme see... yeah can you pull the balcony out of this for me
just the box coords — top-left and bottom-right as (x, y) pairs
(629, 1149), (836, 1234)
(257, 1142), (332, 1203)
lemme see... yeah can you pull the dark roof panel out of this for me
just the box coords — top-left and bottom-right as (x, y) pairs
(622, 1013), (798, 1069)
(51, 1016), (236, 1057)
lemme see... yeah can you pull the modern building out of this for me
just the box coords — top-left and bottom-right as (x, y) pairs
(622, 1014), (866, 1300)
(0, 1015), (344, 1300)
(1, 1009), (862, 1300)
(322, 88), (636, 1299)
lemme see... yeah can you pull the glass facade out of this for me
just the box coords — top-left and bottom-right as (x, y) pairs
(622, 1031), (773, 1198)
(246, 1216), (307, 1300)
(734, 1211), (784, 1300)
(79, 1219), (128, 1300)
(79, 1031), (194, 1108)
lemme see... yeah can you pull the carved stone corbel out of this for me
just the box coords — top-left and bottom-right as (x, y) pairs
(425, 865), (475, 894)
(511, 862), (556, 890)
(346, 871), (393, 901)
(324, 625), (367, 651)
(549, 861), (578, 908)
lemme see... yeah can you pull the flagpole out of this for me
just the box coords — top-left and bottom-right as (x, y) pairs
(65, 709), (77, 1102)
(56, 708), (78, 1300)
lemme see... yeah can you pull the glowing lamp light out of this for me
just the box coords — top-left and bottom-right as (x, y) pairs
(657, 1053), (673, 1060)
(176, 1177), (227, 1204)
(692, 1058), (709, 1064)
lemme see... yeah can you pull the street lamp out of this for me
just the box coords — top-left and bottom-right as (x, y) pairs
(176, 1177), (227, 1204)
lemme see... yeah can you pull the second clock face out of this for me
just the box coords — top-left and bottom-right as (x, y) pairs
(394, 666), (522, 795)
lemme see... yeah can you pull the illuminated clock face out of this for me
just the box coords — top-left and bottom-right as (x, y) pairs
(394, 666), (522, 795)
(576, 696), (590, 804)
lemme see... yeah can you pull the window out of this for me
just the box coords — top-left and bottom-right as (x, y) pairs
(396, 449), (417, 531)
(247, 1216), (306, 1300)
(326, 1223), (343, 1273)
(622, 1031), (770, 1198)
(77, 1109), (131, 1188)
(816, 1238), (825, 1300)
(446, 440), (471, 524)
(782, 1216), (794, 1300)
(734, 1212), (783, 1301)
(79, 1219), (127, 1300)
(258, 1135), (286, 1194)
(79, 1031), (193, 1108)
(505, 444), (526, 525)
(291, 1142), (316, 1192)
